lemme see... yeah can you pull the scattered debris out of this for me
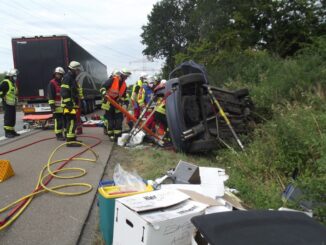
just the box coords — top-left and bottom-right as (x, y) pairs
(117, 131), (146, 147)
(282, 183), (313, 211)
(113, 189), (208, 245)
(98, 159), (325, 245)
(113, 164), (146, 192)
(82, 119), (104, 127)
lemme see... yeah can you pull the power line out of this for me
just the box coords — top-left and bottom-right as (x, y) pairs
(1, 0), (155, 70)
(35, 0), (140, 60)
(2, 2), (128, 62)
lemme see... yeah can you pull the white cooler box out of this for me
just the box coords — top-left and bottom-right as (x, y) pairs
(113, 189), (208, 245)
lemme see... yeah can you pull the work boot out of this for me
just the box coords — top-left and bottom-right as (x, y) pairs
(56, 133), (65, 141)
(12, 131), (20, 137)
(66, 138), (82, 147)
(127, 121), (134, 130)
(114, 134), (122, 143)
(108, 134), (115, 142)
(5, 132), (15, 138)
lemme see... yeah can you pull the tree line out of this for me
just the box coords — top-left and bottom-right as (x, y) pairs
(141, 0), (326, 77)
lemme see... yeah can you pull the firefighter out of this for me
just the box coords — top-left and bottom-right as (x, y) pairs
(138, 76), (155, 130)
(153, 79), (168, 137)
(100, 69), (121, 135)
(100, 68), (131, 141)
(48, 67), (65, 141)
(0, 69), (19, 138)
(131, 72), (147, 119)
(61, 61), (84, 147)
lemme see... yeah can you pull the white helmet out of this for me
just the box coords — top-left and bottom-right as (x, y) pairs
(54, 67), (65, 75)
(140, 72), (147, 78)
(68, 61), (81, 70)
(161, 79), (167, 84)
(112, 69), (121, 76)
(120, 68), (132, 77)
(7, 69), (19, 77)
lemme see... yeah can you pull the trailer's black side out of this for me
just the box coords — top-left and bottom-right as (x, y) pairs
(12, 35), (108, 114)
(12, 37), (67, 101)
(67, 37), (107, 112)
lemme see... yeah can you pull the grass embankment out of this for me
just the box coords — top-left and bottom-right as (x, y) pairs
(94, 38), (326, 245)
(118, 37), (326, 223)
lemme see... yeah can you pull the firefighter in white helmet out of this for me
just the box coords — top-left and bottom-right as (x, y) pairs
(61, 61), (84, 147)
(0, 69), (20, 138)
(48, 67), (65, 141)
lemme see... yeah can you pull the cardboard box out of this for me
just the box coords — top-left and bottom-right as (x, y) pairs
(113, 189), (208, 245)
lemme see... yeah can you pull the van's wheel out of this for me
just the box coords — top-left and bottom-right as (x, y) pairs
(23, 123), (30, 130)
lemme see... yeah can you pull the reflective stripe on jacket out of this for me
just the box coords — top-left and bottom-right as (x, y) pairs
(155, 98), (166, 115)
(61, 71), (82, 108)
(131, 80), (143, 109)
(1, 79), (17, 106)
(138, 84), (152, 107)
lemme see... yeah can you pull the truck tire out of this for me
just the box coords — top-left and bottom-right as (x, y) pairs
(166, 77), (198, 153)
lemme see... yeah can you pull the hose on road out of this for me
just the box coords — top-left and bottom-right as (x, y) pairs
(0, 135), (102, 231)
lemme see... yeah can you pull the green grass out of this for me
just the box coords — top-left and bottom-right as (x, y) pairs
(120, 100), (325, 223)
(117, 146), (220, 180)
(122, 37), (326, 224)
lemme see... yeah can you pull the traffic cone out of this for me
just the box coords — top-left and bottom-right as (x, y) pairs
(0, 160), (15, 182)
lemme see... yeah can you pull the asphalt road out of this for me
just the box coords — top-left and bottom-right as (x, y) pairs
(0, 111), (25, 137)
(0, 128), (113, 245)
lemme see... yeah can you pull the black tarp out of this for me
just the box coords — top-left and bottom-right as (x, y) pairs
(191, 211), (326, 245)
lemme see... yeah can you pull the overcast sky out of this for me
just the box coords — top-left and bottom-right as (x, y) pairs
(0, 0), (161, 84)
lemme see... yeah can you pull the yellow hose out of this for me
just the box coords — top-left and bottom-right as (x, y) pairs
(0, 141), (98, 230)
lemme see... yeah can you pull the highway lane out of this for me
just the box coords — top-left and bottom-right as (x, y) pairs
(0, 111), (26, 137)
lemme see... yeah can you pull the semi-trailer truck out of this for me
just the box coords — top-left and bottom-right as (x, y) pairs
(11, 35), (108, 114)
